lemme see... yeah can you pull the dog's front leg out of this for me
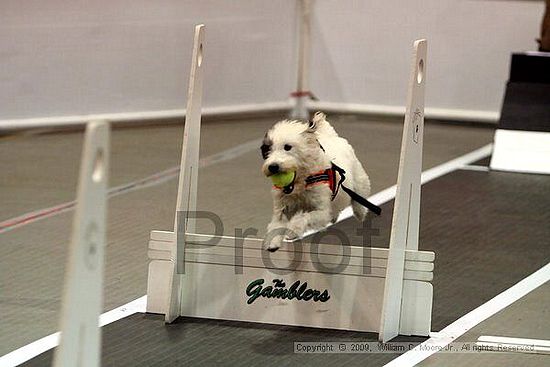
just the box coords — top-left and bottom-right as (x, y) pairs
(287, 207), (332, 239)
(264, 205), (288, 251)
(287, 190), (333, 238)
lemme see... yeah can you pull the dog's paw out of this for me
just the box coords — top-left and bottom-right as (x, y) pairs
(264, 241), (281, 252)
(263, 234), (283, 252)
(287, 221), (306, 240)
(285, 229), (301, 241)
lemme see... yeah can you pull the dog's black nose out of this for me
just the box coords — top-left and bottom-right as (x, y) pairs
(268, 164), (279, 174)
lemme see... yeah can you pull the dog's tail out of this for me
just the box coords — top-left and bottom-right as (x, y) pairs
(310, 111), (338, 137)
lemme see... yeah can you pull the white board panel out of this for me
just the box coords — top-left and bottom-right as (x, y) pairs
(490, 129), (550, 175)
(179, 262), (432, 336)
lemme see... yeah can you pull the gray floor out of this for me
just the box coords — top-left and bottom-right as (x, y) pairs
(0, 114), (506, 360)
(18, 165), (550, 367)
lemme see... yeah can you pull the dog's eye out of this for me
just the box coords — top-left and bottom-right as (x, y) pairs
(284, 144), (292, 151)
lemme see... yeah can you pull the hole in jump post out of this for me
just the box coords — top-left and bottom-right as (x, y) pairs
(417, 59), (424, 84)
(198, 44), (203, 67)
(92, 149), (104, 183)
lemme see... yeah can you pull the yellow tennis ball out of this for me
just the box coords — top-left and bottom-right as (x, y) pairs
(270, 171), (295, 187)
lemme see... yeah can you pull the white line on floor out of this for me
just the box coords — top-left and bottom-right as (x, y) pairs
(476, 335), (550, 355)
(460, 165), (490, 172)
(384, 262), (550, 366)
(0, 143), (494, 367)
(420, 144), (492, 182)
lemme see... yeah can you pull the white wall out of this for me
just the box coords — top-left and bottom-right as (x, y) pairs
(310, 0), (544, 120)
(0, 0), (296, 123)
(0, 1), (544, 127)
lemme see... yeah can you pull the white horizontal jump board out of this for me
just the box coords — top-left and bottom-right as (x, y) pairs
(150, 231), (435, 262)
(149, 248), (433, 281)
(147, 242), (434, 272)
(148, 231), (434, 282)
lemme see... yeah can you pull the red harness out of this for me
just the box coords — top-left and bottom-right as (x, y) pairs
(272, 162), (382, 216)
(304, 168), (339, 199)
(273, 167), (340, 199)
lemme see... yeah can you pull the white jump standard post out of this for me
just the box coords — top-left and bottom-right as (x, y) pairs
(53, 121), (110, 367)
(380, 39), (428, 342)
(165, 24), (205, 323)
(146, 34), (434, 341)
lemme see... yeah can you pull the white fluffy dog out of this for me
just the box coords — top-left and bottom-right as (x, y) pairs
(261, 112), (372, 251)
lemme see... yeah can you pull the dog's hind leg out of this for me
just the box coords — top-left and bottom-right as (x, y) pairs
(351, 162), (372, 222)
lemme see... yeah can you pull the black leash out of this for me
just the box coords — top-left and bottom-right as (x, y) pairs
(330, 162), (382, 216)
(305, 143), (381, 215)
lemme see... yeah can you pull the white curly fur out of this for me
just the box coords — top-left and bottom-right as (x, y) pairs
(261, 112), (371, 251)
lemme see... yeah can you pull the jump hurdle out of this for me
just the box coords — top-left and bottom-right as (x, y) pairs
(146, 25), (433, 342)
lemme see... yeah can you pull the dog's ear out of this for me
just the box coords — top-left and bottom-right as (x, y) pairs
(306, 111), (326, 133)
(306, 120), (317, 133)
(260, 134), (271, 159)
